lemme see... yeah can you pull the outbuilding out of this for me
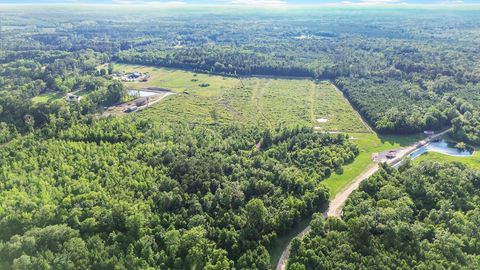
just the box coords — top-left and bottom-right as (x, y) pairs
(65, 93), (81, 103)
(135, 97), (149, 107)
(386, 150), (397, 159)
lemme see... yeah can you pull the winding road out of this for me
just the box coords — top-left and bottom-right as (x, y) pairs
(275, 129), (451, 270)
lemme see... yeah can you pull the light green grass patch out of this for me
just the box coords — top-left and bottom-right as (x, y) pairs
(269, 132), (426, 268)
(322, 132), (426, 196)
(112, 64), (368, 132)
(113, 63), (240, 96)
(413, 150), (480, 170)
(31, 92), (63, 104)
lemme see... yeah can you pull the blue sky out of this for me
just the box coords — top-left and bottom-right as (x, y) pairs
(0, 0), (478, 5)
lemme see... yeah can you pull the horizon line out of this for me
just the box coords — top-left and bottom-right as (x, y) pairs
(1, 2), (480, 7)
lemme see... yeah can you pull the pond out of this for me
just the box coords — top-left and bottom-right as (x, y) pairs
(409, 139), (474, 159)
(128, 90), (160, 97)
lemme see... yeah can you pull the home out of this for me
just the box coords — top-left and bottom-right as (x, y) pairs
(65, 93), (81, 103)
(386, 150), (397, 159)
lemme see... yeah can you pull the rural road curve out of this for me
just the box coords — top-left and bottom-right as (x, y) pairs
(275, 128), (451, 270)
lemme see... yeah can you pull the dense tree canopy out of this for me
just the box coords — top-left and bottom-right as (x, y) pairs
(288, 162), (480, 269)
(2, 7), (480, 142)
(0, 7), (480, 141)
(1, 6), (480, 269)
(0, 118), (358, 269)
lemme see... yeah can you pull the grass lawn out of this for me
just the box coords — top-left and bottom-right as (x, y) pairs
(413, 150), (480, 170)
(322, 132), (426, 196)
(269, 131), (426, 268)
(31, 92), (63, 104)
(112, 63), (240, 97)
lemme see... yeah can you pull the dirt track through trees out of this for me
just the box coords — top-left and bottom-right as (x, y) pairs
(275, 129), (451, 270)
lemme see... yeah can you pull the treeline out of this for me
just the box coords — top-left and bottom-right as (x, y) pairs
(334, 77), (459, 134)
(3, 8), (480, 143)
(115, 48), (317, 78)
(0, 119), (358, 269)
(0, 50), (127, 134)
(335, 75), (480, 144)
(287, 161), (480, 269)
(333, 68), (480, 140)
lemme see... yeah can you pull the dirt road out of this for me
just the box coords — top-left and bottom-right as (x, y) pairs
(275, 128), (450, 270)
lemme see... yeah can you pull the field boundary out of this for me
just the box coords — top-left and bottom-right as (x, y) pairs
(331, 83), (374, 134)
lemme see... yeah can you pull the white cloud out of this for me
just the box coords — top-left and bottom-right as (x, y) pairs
(230, 0), (287, 6)
(222, 0), (288, 6)
(361, 0), (401, 2)
(112, 0), (186, 5)
(332, 0), (406, 5)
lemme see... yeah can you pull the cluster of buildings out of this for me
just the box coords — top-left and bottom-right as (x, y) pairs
(113, 72), (150, 82)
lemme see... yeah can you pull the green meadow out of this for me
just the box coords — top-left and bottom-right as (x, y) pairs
(115, 65), (430, 199)
(113, 63), (239, 96)
(31, 92), (64, 104)
(414, 150), (480, 170)
(114, 64), (369, 132)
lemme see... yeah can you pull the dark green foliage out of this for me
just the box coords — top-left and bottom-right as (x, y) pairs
(0, 118), (358, 269)
(335, 78), (457, 133)
(0, 51), (126, 133)
(288, 162), (480, 269)
(2, 7), (480, 142)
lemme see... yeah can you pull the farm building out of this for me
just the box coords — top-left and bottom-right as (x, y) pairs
(386, 150), (397, 159)
(65, 93), (81, 103)
(135, 97), (149, 107)
(117, 72), (150, 82)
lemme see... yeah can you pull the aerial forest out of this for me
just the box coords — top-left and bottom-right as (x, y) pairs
(1, 5), (480, 270)
(288, 161), (480, 269)
(0, 118), (358, 269)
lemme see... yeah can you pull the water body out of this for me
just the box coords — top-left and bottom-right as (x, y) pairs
(392, 139), (473, 169)
(409, 139), (474, 159)
(128, 90), (160, 97)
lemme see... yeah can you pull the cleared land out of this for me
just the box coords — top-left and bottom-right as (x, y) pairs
(114, 64), (369, 132)
(270, 131), (427, 268)
(322, 132), (426, 195)
(114, 63), (239, 96)
(113, 64), (432, 270)
(31, 92), (63, 104)
(413, 150), (480, 170)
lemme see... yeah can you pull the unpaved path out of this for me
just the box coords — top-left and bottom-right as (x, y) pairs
(326, 163), (379, 217)
(275, 128), (450, 270)
(251, 79), (272, 128)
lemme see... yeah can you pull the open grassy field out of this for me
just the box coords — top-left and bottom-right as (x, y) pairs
(114, 64), (370, 132)
(322, 132), (426, 196)
(110, 64), (431, 269)
(31, 91), (64, 104)
(113, 63), (239, 97)
(413, 150), (480, 170)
